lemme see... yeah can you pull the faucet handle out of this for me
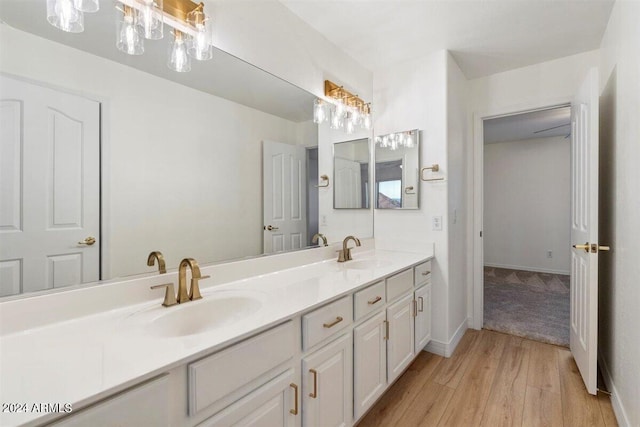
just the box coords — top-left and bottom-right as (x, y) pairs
(150, 283), (178, 307)
(189, 275), (210, 301)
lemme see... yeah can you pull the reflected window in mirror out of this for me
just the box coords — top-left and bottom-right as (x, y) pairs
(333, 138), (371, 209)
(375, 130), (420, 210)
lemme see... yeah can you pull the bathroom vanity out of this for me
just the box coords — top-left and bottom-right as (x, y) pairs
(0, 245), (432, 426)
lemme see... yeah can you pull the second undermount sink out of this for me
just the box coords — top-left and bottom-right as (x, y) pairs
(143, 292), (263, 337)
(342, 259), (393, 270)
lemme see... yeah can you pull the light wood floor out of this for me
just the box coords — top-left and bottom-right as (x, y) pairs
(357, 329), (617, 427)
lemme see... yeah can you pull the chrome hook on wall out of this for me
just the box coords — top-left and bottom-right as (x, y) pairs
(315, 174), (330, 188)
(420, 164), (444, 182)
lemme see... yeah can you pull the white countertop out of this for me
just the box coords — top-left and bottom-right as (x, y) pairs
(0, 248), (432, 426)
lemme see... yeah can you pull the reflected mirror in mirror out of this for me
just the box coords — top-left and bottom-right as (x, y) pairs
(333, 138), (370, 209)
(0, 2), (327, 298)
(375, 129), (420, 209)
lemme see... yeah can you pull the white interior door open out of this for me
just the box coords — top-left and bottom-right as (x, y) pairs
(570, 67), (600, 395)
(0, 75), (100, 296)
(334, 157), (362, 208)
(262, 140), (307, 254)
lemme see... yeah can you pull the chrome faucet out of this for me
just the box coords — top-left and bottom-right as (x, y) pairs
(312, 233), (328, 247)
(178, 258), (210, 303)
(147, 251), (167, 274)
(338, 235), (361, 262)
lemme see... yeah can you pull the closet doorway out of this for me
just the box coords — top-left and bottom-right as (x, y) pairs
(482, 106), (572, 346)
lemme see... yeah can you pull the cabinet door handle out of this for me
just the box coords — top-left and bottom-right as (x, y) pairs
(367, 296), (382, 305)
(413, 300), (418, 317)
(289, 383), (298, 415)
(309, 369), (318, 398)
(323, 316), (343, 328)
(383, 320), (389, 340)
(418, 296), (424, 312)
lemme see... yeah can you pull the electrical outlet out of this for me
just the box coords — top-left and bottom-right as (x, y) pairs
(432, 216), (443, 231)
(321, 215), (328, 226)
(547, 250), (553, 259)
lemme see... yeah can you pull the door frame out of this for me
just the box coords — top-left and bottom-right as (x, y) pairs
(470, 96), (573, 329)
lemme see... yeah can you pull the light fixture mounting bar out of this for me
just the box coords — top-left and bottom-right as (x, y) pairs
(119, 0), (204, 36)
(324, 80), (369, 112)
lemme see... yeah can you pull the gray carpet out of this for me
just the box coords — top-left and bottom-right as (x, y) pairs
(484, 267), (570, 347)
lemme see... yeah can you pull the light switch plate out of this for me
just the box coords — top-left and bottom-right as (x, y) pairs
(432, 216), (443, 231)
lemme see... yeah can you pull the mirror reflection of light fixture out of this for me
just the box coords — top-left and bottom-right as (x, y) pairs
(314, 80), (372, 135)
(116, 5), (144, 55)
(375, 130), (417, 151)
(46, 0), (214, 73)
(47, 0), (84, 33)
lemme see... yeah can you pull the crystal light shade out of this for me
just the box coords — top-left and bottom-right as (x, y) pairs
(187, 8), (212, 61)
(168, 30), (191, 72)
(313, 99), (326, 124)
(137, 0), (163, 40)
(116, 5), (144, 55)
(74, 0), (99, 13)
(47, 0), (84, 33)
(329, 104), (343, 130)
(344, 112), (355, 134)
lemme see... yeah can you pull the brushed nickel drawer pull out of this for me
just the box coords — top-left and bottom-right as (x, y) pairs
(418, 296), (424, 312)
(323, 316), (343, 328)
(289, 383), (299, 415)
(367, 296), (382, 305)
(309, 369), (318, 398)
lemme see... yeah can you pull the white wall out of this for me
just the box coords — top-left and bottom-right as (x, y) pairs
(598, 1), (640, 425)
(373, 50), (451, 346)
(0, 26), (310, 279)
(446, 54), (469, 338)
(484, 136), (571, 274)
(467, 50), (600, 323)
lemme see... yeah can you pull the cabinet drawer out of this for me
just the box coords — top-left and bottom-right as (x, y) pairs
(386, 268), (413, 302)
(302, 296), (352, 350)
(414, 260), (432, 287)
(353, 281), (385, 320)
(51, 375), (169, 427)
(188, 321), (295, 416)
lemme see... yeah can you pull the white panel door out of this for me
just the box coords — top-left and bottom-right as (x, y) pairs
(387, 293), (415, 382)
(302, 333), (352, 427)
(0, 75), (100, 296)
(334, 157), (362, 208)
(263, 140), (307, 254)
(353, 311), (387, 421)
(570, 67), (600, 395)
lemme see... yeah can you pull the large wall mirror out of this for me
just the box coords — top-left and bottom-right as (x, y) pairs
(0, 2), (372, 298)
(333, 138), (370, 209)
(374, 129), (420, 209)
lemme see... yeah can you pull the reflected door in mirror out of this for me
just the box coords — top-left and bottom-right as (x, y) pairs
(333, 138), (370, 209)
(0, 76), (100, 296)
(263, 140), (307, 253)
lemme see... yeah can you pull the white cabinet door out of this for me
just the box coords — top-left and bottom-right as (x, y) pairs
(198, 369), (299, 427)
(414, 284), (432, 354)
(387, 293), (415, 382)
(302, 333), (352, 427)
(353, 311), (387, 421)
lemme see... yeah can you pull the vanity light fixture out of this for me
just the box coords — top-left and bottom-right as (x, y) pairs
(46, 0), (214, 73)
(375, 130), (416, 151)
(314, 80), (372, 134)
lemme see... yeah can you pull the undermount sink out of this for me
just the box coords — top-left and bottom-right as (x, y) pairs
(342, 259), (393, 270)
(142, 292), (263, 337)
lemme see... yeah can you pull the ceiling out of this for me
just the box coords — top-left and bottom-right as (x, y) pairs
(483, 106), (571, 144)
(0, 0), (315, 122)
(280, 0), (615, 79)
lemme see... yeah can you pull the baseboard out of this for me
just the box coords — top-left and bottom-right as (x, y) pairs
(484, 262), (570, 276)
(598, 354), (631, 427)
(425, 319), (468, 358)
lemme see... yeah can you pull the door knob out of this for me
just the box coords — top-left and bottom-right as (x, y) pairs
(78, 236), (96, 246)
(264, 225), (279, 231)
(572, 242), (590, 253)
